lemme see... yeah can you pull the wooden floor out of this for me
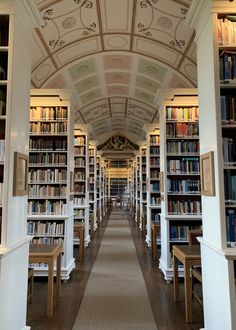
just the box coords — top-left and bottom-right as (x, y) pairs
(27, 212), (204, 330)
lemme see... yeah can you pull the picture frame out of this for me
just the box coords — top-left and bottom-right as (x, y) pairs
(200, 151), (215, 196)
(13, 151), (28, 196)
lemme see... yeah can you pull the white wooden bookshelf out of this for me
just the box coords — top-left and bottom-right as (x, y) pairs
(0, 4), (41, 329)
(158, 89), (202, 281)
(140, 145), (147, 231)
(28, 89), (75, 280)
(146, 125), (161, 247)
(135, 153), (141, 225)
(73, 125), (90, 246)
(89, 141), (97, 231)
(186, 1), (236, 328)
(96, 153), (102, 225)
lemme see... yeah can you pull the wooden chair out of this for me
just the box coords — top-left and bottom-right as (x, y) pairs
(187, 228), (203, 305)
(28, 267), (34, 304)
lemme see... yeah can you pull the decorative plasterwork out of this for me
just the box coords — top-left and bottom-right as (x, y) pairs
(31, 0), (196, 141)
(97, 135), (139, 151)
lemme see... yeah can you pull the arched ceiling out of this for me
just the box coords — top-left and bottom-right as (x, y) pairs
(32, 0), (197, 143)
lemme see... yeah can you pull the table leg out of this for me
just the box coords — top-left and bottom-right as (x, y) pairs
(56, 252), (61, 297)
(184, 262), (192, 323)
(47, 260), (54, 318)
(173, 254), (179, 301)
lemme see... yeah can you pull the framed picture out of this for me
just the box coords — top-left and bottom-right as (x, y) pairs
(200, 151), (215, 196)
(13, 151), (28, 196)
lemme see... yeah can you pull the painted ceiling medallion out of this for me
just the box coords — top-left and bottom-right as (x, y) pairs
(112, 74), (123, 81)
(157, 17), (172, 29)
(62, 16), (77, 29)
(112, 58), (123, 65)
(146, 66), (158, 74)
(107, 36), (128, 48)
(77, 65), (89, 73)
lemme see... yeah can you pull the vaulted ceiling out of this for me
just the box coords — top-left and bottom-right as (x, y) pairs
(32, 0), (197, 143)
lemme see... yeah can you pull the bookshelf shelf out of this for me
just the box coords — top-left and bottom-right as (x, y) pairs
(28, 90), (75, 280)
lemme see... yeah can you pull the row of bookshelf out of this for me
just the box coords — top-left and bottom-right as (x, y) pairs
(223, 137), (236, 163)
(28, 201), (67, 215)
(166, 122), (199, 138)
(30, 106), (67, 120)
(28, 169), (67, 183)
(28, 185), (67, 198)
(150, 136), (160, 144)
(167, 179), (200, 193)
(29, 153), (66, 166)
(74, 146), (85, 155)
(167, 158), (199, 174)
(75, 158), (85, 166)
(27, 221), (64, 236)
(168, 200), (201, 215)
(166, 141), (199, 154)
(29, 138), (67, 151)
(30, 122), (67, 134)
(166, 106), (199, 122)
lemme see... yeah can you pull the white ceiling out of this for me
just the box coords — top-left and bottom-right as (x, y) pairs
(32, 0), (197, 143)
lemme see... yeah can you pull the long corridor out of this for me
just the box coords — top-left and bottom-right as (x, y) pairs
(27, 209), (204, 330)
(73, 210), (157, 329)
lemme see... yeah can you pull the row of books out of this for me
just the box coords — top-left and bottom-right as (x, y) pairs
(166, 123), (199, 138)
(30, 139), (67, 151)
(28, 201), (67, 215)
(217, 17), (236, 46)
(150, 196), (161, 206)
(89, 177), (95, 183)
(223, 138), (236, 163)
(150, 158), (160, 166)
(170, 225), (201, 241)
(74, 171), (85, 180)
(151, 212), (160, 222)
(141, 150), (146, 156)
(150, 146), (160, 155)
(74, 209), (84, 217)
(27, 221), (64, 236)
(226, 209), (236, 246)
(89, 157), (95, 164)
(167, 179), (201, 193)
(74, 183), (85, 193)
(75, 158), (85, 166)
(167, 158), (199, 174)
(168, 200), (201, 215)
(30, 106), (68, 120)
(150, 135), (160, 144)
(219, 52), (236, 81)
(74, 197), (86, 206)
(220, 95), (236, 123)
(74, 146), (85, 155)
(150, 169), (160, 180)
(167, 141), (199, 154)
(29, 153), (67, 166)
(28, 185), (67, 198)
(30, 122), (67, 134)
(89, 149), (95, 156)
(224, 172), (236, 201)
(166, 107), (199, 122)
(150, 182), (160, 192)
(74, 136), (85, 145)
(28, 169), (67, 183)
(30, 237), (64, 247)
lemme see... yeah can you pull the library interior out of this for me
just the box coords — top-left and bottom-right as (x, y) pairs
(1, 0), (236, 329)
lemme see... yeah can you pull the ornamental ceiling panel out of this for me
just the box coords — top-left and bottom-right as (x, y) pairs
(135, 0), (193, 53)
(99, 0), (133, 33)
(32, 0), (196, 143)
(103, 35), (131, 51)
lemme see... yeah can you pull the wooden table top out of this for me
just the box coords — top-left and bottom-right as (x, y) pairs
(172, 245), (201, 259)
(29, 244), (62, 257)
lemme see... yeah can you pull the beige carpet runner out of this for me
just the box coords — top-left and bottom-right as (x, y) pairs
(73, 210), (157, 330)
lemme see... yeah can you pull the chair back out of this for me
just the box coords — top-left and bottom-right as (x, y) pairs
(187, 228), (202, 245)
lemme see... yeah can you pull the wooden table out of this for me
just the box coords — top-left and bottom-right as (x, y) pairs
(151, 222), (160, 262)
(29, 244), (62, 318)
(173, 244), (201, 323)
(74, 222), (85, 262)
